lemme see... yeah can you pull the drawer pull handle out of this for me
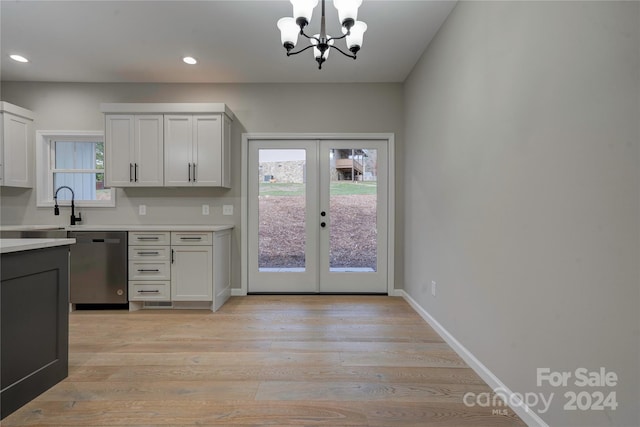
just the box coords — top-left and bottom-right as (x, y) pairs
(137, 251), (160, 255)
(137, 269), (160, 272)
(137, 290), (160, 293)
(138, 237), (160, 241)
(180, 237), (202, 240)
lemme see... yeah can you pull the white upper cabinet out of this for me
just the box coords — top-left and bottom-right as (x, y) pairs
(165, 114), (227, 187)
(105, 114), (164, 187)
(0, 102), (34, 188)
(164, 115), (193, 186)
(101, 103), (233, 188)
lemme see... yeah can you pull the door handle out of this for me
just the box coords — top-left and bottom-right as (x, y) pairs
(193, 163), (197, 182)
(135, 163), (138, 182)
(188, 163), (192, 182)
(129, 163), (133, 182)
(171, 249), (175, 264)
(320, 221), (327, 228)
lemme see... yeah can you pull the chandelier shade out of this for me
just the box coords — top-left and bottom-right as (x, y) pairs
(333, 0), (362, 29)
(311, 34), (335, 60)
(344, 20), (367, 52)
(277, 0), (367, 69)
(291, 0), (319, 27)
(277, 17), (300, 49)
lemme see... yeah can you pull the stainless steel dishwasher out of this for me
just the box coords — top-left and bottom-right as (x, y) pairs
(68, 231), (127, 304)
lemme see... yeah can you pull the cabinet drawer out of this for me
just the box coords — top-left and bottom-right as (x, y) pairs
(128, 246), (169, 261)
(129, 281), (171, 301)
(171, 232), (212, 246)
(129, 232), (170, 245)
(128, 261), (170, 280)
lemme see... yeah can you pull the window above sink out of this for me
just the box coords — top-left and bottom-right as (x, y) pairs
(36, 131), (116, 208)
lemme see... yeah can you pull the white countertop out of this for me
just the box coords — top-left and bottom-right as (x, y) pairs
(0, 238), (76, 254)
(0, 225), (66, 231)
(1, 224), (234, 232)
(66, 225), (234, 232)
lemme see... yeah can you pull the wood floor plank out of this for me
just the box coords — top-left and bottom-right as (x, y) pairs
(340, 350), (468, 368)
(3, 295), (526, 426)
(255, 381), (493, 402)
(35, 381), (260, 401)
(66, 364), (487, 385)
(70, 351), (343, 367)
(362, 402), (527, 426)
(270, 340), (452, 352)
(2, 401), (370, 426)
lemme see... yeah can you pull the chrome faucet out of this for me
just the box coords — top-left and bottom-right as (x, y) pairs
(54, 186), (82, 225)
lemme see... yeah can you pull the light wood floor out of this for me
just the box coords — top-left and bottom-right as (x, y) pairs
(3, 295), (526, 426)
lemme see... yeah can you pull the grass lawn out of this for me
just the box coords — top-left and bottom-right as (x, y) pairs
(260, 181), (377, 196)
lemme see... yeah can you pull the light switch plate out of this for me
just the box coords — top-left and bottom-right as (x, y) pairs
(223, 205), (233, 216)
(139, 205), (146, 215)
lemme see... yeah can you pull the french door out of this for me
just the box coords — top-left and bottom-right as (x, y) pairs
(247, 138), (388, 293)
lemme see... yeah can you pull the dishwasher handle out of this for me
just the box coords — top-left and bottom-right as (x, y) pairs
(74, 237), (122, 244)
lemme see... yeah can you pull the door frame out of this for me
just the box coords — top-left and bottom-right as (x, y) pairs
(240, 133), (395, 296)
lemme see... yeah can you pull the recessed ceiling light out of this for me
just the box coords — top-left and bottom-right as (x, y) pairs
(10, 54), (29, 63)
(183, 56), (197, 65)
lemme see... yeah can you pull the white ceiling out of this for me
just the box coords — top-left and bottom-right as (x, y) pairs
(0, 0), (456, 84)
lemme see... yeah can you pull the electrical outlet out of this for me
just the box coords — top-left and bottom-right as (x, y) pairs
(202, 204), (210, 215)
(223, 205), (233, 215)
(431, 280), (437, 297)
(139, 205), (146, 215)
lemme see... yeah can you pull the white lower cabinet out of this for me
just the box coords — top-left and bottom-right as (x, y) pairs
(128, 233), (172, 302)
(129, 281), (171, 301)
(171, 246), (212, 301)
(127, 230), (231, 311)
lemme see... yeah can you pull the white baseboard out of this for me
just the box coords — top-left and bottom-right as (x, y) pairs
(231, 288), (246, 296)
(398, 290), (549, 427)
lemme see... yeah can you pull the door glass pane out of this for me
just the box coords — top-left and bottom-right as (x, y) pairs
(258, 149), (307, 272)
(329, 148), (377, 272)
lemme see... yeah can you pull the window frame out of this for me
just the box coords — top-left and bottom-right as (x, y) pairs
(36, 130), (116, 208)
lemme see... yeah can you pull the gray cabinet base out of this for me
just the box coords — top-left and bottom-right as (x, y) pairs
(1, 246), (70, 419)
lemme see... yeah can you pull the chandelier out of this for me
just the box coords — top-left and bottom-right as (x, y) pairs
(277, 0), (367, 69)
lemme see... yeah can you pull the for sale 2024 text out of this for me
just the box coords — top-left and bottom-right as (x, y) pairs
(537, 367), (618, 411)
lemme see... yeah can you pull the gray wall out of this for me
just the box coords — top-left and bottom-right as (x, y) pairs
(0, 82), (404, 291)
(403, 1), (639, 426)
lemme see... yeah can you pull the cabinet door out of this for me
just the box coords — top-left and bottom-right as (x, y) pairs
(2, 113), (33, 187)
(164, 115), (193, 186)
(171, 246), (213, 301)
(222, 115), (232, 188)
(0, 113), (4, 186)
(134, 115), (164, 186)
(105, 115), (135, 187)
(192, 115), (222, 187)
